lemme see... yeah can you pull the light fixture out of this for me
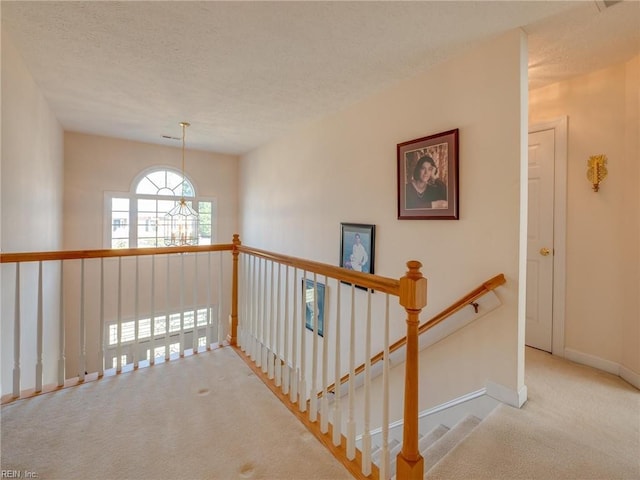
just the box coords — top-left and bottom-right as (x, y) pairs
(587, 154), (608, 192)
(164, 122), (199, 246)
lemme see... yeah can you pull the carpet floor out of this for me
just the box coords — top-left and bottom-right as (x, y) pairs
(426, 347), (640, 479)
(2, 346), (638, 480)
(0, 347), (351, 480)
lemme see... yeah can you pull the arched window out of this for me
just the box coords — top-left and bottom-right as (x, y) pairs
(105, 167), (215, 248)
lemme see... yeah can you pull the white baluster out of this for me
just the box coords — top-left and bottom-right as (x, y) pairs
(238, 254), (244, 350)
(268, 260), (275, 379)
(133, 256), (139, 369)
(193, 253), (199, 354)
(256, 258), (263, 369)
(310, 273), (319, 422)
(380, 294), (391, 480)
(58, 261), (66, 385)
(275, 262), (282, 387)
(361, 289), (373, 476)
(150, 255), (156, 365)
(179, 253), (185, 357)
(164, 254), (170, 362)
(117, 256), (123, 373)
(248, 256), (255, 358)
(282, 265), (290, 394)
(290, 268), (298, 403)
(320, 275), (329, 434)
(79, 258), (86, 381)
(206, 252), (212, 350)
(262, 259), (268, 372)
(347, 284), (356, 460)
(249, 256), (256, 359)
(35, 261), (43, 393)
(13, 263), (21, 398)
(332, 279), (342, 447)
(217, 251), (224, 346)
(98, 258), (104, 376)
(299, 270), (307, 413)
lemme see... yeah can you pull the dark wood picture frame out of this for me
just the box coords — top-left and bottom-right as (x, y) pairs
(397, 128), (459, 220)
(340, 223), (375, 281)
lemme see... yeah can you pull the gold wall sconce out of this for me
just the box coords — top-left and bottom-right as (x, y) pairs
(587, 154), (608, 192)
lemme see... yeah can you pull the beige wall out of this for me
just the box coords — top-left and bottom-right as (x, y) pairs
(240, 30), (528, 408)
(1, 31), (64, 395)
(62, 133), (240, 375)
(64, 132), (239, 250)
(530, 55), (640, 383)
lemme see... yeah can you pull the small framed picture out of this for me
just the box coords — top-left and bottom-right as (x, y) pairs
(304, 278), (326, 337)
(397, 128), (459, 220)
(340, 223), (375, 275)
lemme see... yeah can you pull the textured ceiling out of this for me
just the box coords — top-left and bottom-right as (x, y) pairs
(2, 1), (638, 155)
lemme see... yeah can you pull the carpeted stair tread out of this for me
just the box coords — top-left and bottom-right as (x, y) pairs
(423, 414), (482, 474)
(371, 438), (400, 464)
(418, 424), (450, 453)
(388, 424), (450, 476)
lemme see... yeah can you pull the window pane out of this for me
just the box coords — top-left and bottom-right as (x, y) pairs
(169, 314), (181, 332)
(112, 239), (129, 249)
(182, 181), (194, 197)
(154, 316), (166, 335)
(138, 238), (157, 248)
(166, 172), (184, 191)
(158, 199), (176, 214)
(147, 171), (167, 189)
(136, 177), (159, 195)
(184, 311), (194, 329)
(139, 319), (151, 339)
(138, 199), (156, 212)
(138, 222), (157, 237)
(198, 201), (212, 244)
(121, 321), (135, 342)
(112, 198), (130, 210)
(197, 308), (209, 326)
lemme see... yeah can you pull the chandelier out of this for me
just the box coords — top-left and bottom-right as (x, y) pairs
(164, 122), (199, 246)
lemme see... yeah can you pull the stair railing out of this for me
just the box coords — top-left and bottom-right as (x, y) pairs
(324, 273), (506, 397)
(2, 235), (428, 480)
(230, 237), (427, 480)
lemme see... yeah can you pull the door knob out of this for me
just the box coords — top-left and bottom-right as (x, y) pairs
(539, 247), (551, 256)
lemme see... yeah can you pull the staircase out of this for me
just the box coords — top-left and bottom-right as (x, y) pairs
(371, 414), (483, 479)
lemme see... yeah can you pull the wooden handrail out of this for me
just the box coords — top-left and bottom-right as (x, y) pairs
(323, 273), (506, 395)
(0, 244), (234, 264)
(238, 245), (401, 296)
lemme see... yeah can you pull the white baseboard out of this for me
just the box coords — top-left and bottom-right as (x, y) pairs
(620, 365), (640, 390)
(564, 348), (640, 390)
(485, 380), (528, 408)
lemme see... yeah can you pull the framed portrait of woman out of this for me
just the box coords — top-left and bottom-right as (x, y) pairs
(397, 129), (459, 220)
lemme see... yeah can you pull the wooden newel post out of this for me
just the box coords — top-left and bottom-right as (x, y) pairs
(396, 260), (427, 480)
(227, 234), (241, 346)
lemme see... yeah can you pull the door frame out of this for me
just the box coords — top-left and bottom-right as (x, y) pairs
(528, 117), (567, 357)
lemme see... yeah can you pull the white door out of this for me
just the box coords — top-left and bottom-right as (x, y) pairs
(526, 129), (555, 352)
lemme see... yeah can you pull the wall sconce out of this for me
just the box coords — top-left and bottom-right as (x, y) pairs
(587, 155), (608, 192)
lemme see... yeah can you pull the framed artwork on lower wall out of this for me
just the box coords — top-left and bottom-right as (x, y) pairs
(304, 278), (326, 337)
